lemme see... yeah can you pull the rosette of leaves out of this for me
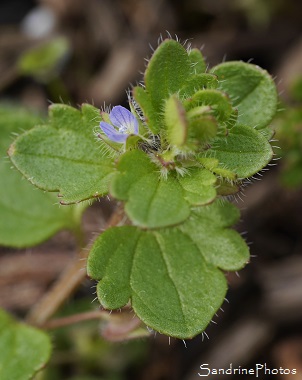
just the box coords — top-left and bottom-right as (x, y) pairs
(8, 39), (277, 338)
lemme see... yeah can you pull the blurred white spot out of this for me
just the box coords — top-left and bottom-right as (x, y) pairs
(21, 6), (56, 39)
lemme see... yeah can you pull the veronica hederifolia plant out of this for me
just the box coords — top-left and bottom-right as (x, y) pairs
(8, 38), (278, 339)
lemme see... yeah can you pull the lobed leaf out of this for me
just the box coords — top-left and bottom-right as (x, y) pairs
(87, 200), (249, 338)
(0, 309), (51, 380)
(180, 201), (249, 271)
(8, 104), (115, 204)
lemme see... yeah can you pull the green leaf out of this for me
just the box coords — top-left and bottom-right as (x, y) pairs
(180, 201), (249, 271)
(88, 226), (226, 339)
(164, 95), (188, 147)
(17, 37), (70, 81)
(184, 89), (233, 123)
(216, 178), (240, 195)
(110, 150), (156, 201)
(8, 104), (115, 204)
(178, 167), (216, 205)
(188, 115), (218, 146)
(125, 173), (190, 228)
(145, 39), (191, 113)
(131, 229), (227, 338)
(111, 150), (190, 228)
(132, 86), (160, 134)
(209, 124), (273, 178)
(0, 309), (52, 380)
(87, 226), (142, 305)
(211, 61), (278, 129)
(260, 126), (275, 141)
(179, 73), (218, 98)
(0, 105), (83, 248)
(88, 200), (248, 338)
(198, 157), (237, 181)
(188, 48), (207, 74)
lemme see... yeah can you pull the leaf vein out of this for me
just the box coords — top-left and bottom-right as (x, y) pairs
(153, 232), (187, 326)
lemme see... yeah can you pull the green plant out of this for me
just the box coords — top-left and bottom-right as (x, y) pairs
(2, 37), (277, 378)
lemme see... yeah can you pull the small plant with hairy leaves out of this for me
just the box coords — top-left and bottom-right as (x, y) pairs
(6, 37), (278, 350)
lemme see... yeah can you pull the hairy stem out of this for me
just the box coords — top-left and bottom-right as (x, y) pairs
(26, 203), (125, 326)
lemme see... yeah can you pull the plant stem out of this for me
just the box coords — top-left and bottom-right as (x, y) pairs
(26, 203), (125, 326)
(41, 310), (113, 330)
(41, 306), (149, 342)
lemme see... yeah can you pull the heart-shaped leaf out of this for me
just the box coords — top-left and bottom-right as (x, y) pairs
(0, 309), (51, 380)
(88, 200), (249, 338)
(8, 104), (115, 204)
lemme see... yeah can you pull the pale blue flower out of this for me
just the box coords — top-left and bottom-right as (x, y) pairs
(100, 106), (139, 143)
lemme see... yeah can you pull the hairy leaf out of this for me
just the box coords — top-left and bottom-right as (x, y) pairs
(211, 61), (278, 129)
(209, 124), (273, 178)
(180, 201), (249, 271)
(132, 86), (160, 134)
(164, 95), (188, 147)
(8, 104), (115, 204)
(184, 89), (233, 123)
(111, 150), (190, 228)
(88, 200), (248, 338)
(179, 73), (218, 98)
(188, 48), (206, 74)
(145, 39), (191, 113)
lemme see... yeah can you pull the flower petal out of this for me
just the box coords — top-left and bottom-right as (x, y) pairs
(110, 106), (139, 134)
(100, 121), (128, 143)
